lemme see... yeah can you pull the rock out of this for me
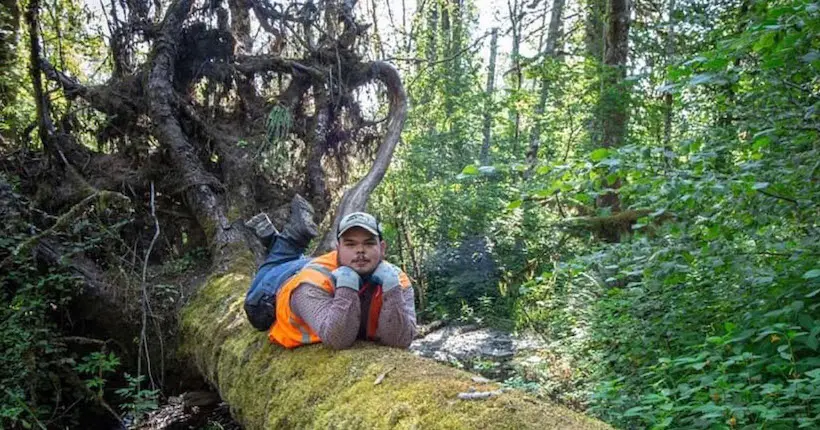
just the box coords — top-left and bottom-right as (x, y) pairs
(410, 324), (548, 381)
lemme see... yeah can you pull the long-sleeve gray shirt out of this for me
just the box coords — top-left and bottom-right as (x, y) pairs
(291, 282), (417, 349)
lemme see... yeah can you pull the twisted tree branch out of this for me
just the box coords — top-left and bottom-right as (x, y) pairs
(316, 61), (408, 252)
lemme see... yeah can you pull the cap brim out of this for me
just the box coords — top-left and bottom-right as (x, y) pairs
(338, 224), (380, 238)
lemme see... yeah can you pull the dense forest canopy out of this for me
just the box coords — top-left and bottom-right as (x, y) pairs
(0, 0), (818, 428)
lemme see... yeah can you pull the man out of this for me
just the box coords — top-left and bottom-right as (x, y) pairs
(245, 195), (417, 349)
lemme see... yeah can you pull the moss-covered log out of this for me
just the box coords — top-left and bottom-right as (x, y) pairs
(180, 251), (611, 429)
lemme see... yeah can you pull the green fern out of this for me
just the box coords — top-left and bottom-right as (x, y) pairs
(264, 105), (292, 145)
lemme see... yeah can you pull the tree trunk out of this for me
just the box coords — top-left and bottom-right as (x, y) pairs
(663, 0), (676, 161)
(179, 253), (611, 429)
(524, 0), (566, 178)
(479, 27), (498, 166)
(145, 0), (246, 265)
(229, 0), (264, 117)
(0, 0), (20, 144)
(595, 0), (631, 242)
(585, 0), (606, 148)
(508, 0), (523, 141)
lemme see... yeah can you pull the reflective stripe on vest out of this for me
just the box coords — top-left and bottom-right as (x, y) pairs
(305, 263), (335, 286)
(269, 252), (338, 348)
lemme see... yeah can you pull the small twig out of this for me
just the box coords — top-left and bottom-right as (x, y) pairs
(139, 182), (161, 390)
(45, 397), (82, 427)
(374, 366), (395, 385)
(756, 189), (799, 206)
(405, 32), (492, 89)
(0, 191), (129, 270)
(58, 336), (108, 346)
(457, 390), (503, 400)
(578, 271), (604, 289)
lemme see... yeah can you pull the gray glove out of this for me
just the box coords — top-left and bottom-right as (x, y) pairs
(372, 261), (402, 292)
(332, 266), (362, 291)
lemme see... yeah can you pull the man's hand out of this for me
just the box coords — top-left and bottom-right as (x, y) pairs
(372, 261), (402, 292)
(332, 266), (362, 291)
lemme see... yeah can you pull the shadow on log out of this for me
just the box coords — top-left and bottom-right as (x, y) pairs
(180, 250), (610, 429)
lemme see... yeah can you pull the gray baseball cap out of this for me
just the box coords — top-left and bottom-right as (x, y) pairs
(337, 212), (381, 238)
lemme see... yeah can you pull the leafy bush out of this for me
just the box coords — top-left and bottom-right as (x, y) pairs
(1, 237), (84, 428)
(116, 373), (160, 425)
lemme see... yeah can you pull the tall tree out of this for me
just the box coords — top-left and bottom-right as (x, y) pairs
(595, 0), (631, 241)
(479, 27), (498, 165)
(662, 0), (677, 156)
(585, 0), (606, 147)
(524, 0), (566, 177)
(507, 0), (523, 141)
(0, 0), (20, 145)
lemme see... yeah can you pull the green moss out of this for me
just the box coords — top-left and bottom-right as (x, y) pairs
(225, 204), (243, 224)
(180, 251), (610, 429)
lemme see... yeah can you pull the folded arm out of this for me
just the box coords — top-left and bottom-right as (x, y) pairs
(375, 286), (417, 348)
(291, 283), (360, 350)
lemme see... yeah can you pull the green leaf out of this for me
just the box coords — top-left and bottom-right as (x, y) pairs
(752, 182), (770, 190)
(623, 406), (651, 417)
(799, 314), (814, 330)
(461, 165), (479, 175)
(507, 200), (522, 210)
(703, 57), (730, 71)
(802, 269), (820, 279)
(590, 148), (610, 162)
(689, 73), (715, 86)
(753, 135), (771, 151)
(806, 335), (818, 351)
(753, 32), (776, 52)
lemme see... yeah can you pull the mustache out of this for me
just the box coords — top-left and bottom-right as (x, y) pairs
(352, 257), (370, 263)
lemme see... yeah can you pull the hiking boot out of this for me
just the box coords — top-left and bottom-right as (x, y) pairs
(245, 212), (279, 248)
(280, 194), (318, 248)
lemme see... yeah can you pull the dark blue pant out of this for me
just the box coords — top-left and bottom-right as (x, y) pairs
(244, 236), (310, 330)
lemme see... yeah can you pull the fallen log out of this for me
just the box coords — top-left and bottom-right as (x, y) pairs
(180, 250), (611, 429)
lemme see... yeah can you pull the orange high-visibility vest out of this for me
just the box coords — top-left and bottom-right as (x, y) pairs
(268, 251), (410, 348)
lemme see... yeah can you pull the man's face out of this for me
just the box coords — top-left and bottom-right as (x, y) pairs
(337, 227), (385, 276)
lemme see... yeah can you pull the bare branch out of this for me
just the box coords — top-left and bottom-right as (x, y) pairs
(315, 61), (408, 252)
(235, 54), (326, 80)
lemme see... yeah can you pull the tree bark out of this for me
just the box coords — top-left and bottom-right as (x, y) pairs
(508, 0), (523, 141)
(601, 0), (630, 151)
(595, 0), (631, 241)
(479, 27), (498, 166)
(585, 0), (606, 148)
(0, 0), (20, 144)
(179, 253), (611, 430)
(662, 0), (676, 162)
(229, 0), (264, 117)
(145, 0), (246, 265)
(524, 0), (566, 178)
